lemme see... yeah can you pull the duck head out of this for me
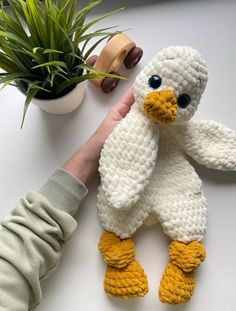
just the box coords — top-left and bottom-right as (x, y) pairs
(134, 46), (208, 124)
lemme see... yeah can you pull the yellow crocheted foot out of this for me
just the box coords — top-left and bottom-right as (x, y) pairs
(98, 231), (135, 268)
(169, 241), (206, 272)
(99, 231), (148, 298)
(104, 259), (148, 299)
(159, 240), (206, 304)
(159, 262), (195, 304)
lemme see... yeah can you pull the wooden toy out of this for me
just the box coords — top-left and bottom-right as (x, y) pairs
(86, 33), (143, 93)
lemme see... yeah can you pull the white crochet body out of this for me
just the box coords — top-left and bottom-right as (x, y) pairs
(97, 46), (236, 243)
(98, 107), (207, 242)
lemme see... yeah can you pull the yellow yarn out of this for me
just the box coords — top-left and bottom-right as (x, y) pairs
(143, 90), (177, 124)
(99, 234), (206, 302)
(99, 231), (148, 298)
(98, 231), (135, 268)
(104, 260), (148, 299)
(169, 240), (206, 272)
(159, 240), (205, 304)
(159, 263), (195, 304)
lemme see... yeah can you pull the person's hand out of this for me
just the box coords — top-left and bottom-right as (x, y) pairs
(88, 87), (135, 148)
(62, 87), (135, 185)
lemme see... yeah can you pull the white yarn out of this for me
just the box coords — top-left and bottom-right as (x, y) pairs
(134, 46), (208, 123)
(97, 46), (236, 243)
(99, 106), (159, 210)
(98, 128), (208, 242)
(172, 120), (236, 171)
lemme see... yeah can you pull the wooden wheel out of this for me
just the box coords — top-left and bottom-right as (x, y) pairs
(124, 47), (143, 69)
(101, 71), (120, 93)
(86, 55), (98, 66)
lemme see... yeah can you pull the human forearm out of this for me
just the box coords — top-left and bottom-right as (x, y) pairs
(0, 87), (134, 311)
(62, 133), (103, 186)
(62, 87), (135, 185)
(0, 191), (78, 310)
(0, 169), (87, 310)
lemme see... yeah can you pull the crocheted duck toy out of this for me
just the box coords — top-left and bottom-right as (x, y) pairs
(97, 46), (236, 304)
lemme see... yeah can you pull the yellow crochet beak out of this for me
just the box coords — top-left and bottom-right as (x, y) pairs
(143, 90), (177, 124)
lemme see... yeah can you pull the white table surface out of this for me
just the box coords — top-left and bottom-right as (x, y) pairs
(1, 0), (236, 310)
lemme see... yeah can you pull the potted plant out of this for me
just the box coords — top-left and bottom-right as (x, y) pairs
(0, 0), (123, 127)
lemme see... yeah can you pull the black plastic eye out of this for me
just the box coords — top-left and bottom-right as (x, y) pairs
(177, 94), (191, 109)
(148, 75), (162, 89)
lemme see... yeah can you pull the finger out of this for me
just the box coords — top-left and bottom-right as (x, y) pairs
(114, 87), (135, 118)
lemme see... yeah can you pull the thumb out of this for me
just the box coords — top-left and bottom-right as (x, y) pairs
(113, 87), (135, 118)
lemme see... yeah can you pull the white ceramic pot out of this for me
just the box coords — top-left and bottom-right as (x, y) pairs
(32, 81), (86, 114)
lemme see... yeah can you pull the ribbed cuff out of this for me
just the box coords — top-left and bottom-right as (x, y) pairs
(39, 168), (88, 217)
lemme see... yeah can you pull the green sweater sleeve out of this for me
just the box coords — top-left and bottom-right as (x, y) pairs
(0, 168), (87, 311)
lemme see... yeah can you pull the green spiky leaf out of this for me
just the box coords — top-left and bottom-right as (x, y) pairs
(0, 0), (125, 127)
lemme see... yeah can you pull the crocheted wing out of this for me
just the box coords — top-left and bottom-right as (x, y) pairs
(173, 120), (236, 170)
(99, 106), (159, 210)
